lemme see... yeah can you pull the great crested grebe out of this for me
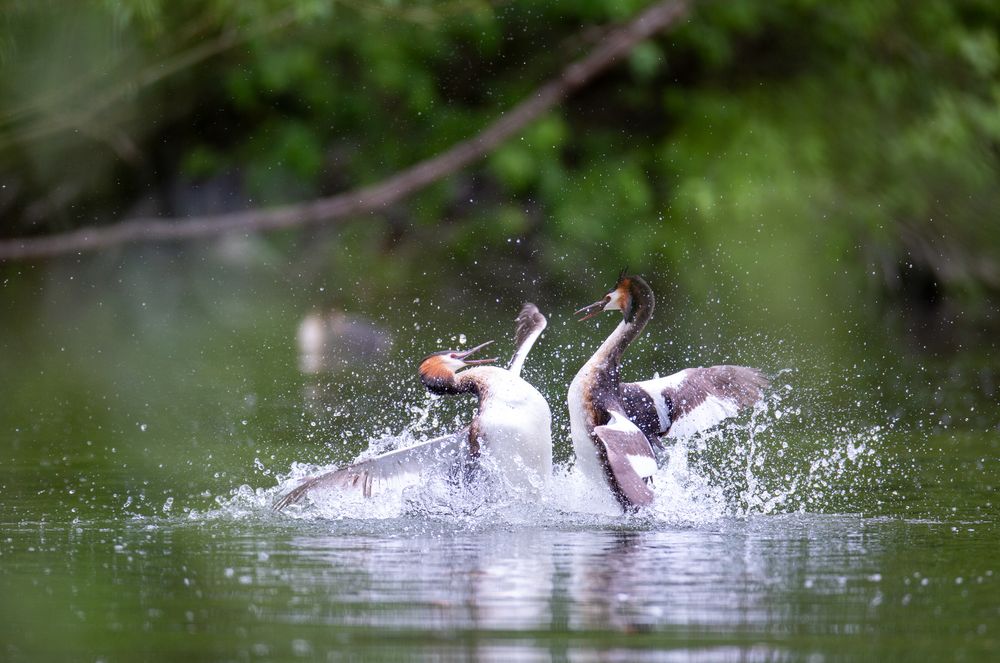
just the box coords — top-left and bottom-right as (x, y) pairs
(568, 272), (768, 510)
(274, 304), (552, 510)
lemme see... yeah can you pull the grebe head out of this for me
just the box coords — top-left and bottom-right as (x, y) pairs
(576, 269), (643, 323)
(418, 341), (498, 392)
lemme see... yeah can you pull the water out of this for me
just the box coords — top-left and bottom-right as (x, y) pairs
(2, 255), (998, 660)
(3, 513), (996, 660)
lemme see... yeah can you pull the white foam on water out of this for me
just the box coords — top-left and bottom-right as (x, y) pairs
(207, 380), (892, 529)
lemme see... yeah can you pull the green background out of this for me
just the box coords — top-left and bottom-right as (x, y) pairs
(1, 1), (998, 660)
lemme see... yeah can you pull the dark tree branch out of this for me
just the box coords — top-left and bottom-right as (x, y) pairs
(0, 0), (690, 262)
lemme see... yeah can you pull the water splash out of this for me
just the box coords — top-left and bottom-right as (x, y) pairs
(669, 379), (889, 517)
(210, 371), (895, 528)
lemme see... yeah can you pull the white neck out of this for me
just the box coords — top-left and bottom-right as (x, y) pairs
(578, 320), (628, 376)
(568, 320), (629, 486)
(508, 325), (544, 377)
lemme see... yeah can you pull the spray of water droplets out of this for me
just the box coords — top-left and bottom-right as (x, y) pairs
(207, 373), (896, 528)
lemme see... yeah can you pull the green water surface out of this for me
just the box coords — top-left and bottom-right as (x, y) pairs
(1, 252), (997, 661)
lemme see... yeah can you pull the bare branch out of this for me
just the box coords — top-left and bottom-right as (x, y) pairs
(0, 0), (690, 262)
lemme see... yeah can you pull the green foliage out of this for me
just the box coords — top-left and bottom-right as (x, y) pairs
(1, 0), (999, 356)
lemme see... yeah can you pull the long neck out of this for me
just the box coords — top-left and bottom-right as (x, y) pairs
(583, 281), (654, 388)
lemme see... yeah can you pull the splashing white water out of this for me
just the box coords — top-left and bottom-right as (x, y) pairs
(213, 378), (888, 527)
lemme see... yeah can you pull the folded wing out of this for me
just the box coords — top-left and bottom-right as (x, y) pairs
(272, 430), (468, 510)
(592, 411), (656, 508)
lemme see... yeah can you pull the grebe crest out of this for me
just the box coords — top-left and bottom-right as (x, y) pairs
(575, 269), (650, 324)
(418, 341), (498, 394)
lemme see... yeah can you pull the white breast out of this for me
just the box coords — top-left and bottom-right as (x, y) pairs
(469, 368), (552, 493)
(567, 366), (606, 487)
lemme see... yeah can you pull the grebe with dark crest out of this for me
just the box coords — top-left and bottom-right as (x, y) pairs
(568, 272), (768, 511)
(274, 304), (552, 510)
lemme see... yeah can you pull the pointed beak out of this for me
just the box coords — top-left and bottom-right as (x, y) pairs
(454, 340), (498, 365)
(575, 299), (606, 322)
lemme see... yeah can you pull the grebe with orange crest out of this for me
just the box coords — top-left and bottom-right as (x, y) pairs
(569, 272), (767, 511)
(274, 304), (552, 510)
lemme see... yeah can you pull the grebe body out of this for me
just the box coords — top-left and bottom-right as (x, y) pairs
(454, 364), (552, 487)
(570, 273), (767, 511)
(275, 304), (551, 509)
(568, 313), (658, 510)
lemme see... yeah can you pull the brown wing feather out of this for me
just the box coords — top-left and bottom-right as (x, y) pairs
(272, 462), (376, 510)
(508, 303), (547, 376)
(592, 418), (656, 509)
(620, 382), (663, 442)
(668, 366), (767, 420)
(514, 303), (545, 349)
(658, 365), (768, 438)
(272, 429), (468, 510)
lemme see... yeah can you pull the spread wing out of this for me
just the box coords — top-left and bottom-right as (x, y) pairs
(592, 411), (656, 508)
(625, 365), (768, 440)
(507, 303), (547, 377)
(273, 429), (468, 510)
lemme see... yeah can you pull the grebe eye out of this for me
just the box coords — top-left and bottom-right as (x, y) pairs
(450, 353), (458, 358)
